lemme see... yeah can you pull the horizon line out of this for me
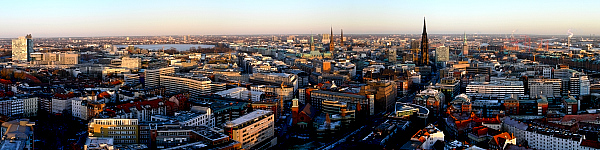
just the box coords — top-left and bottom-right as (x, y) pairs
(0, 33), (591, 39)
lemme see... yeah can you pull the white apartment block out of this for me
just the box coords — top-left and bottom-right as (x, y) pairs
(224, 110), (277, 150)
(466, 80), (524, 98)
(160, 75), (212, 98)
(144, 67), (175, 88)
(22, 96), (37, 117)
(52, 98), (73, 114)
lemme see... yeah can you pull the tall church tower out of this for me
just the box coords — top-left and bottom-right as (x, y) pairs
(421, 18), (429, 66)
(330, 26), (334, 53)
(341, 29), (344, 48)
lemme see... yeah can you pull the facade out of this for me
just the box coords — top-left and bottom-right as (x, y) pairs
(160, 74), (213, 98)
(310, 90), (374, 115)
(502, 117), (599, 150)
(224, 110), (277, 150)
(30, 52), (78, 65)
(11, 35), (33, 62)
(466, 80), (524, 99)
(52, 97), (73, 114)
(151, 111), (215, 127)
(449, 94), (472, 114)
(113, 99), (178, 122)
(215, 87), (263, 102)
(121, 57), (141, 70)
(251, 85), (294, 102)
(569, 75), (590, 96)
(413, 88), (445, 118)
(22, 96), (37, 117)
(359, 80), (397, 113)
(528, 78), (561, 98)
(434, 77), (461, 103)
(436, 46), (449, 62)
(144, 67), (176, 88)
(249, 73), (298, 91)
(0, 98), (24, 117)
(88, 119), (139, 144)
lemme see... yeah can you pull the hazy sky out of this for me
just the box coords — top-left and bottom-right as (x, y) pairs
(2, 0), (599, 37)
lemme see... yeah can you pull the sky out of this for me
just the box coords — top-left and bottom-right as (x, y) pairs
(2, 0), (600, 37)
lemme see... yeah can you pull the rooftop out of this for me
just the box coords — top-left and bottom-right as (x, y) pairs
(85, 137), (114, 150)
(225, 110), (272, 128)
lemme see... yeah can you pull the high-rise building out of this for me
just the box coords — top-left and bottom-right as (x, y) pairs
(12, 34), (33, 62)
(436, 46), (449, 62)
(420, 18), (429, 66)
(463, 32), (469, 56)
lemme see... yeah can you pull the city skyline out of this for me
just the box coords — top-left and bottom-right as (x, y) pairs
(3, 0), (600, 38)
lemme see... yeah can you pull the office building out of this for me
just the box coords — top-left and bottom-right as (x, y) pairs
(466, 80), (524, 99)
(144, 67), (176, 88)
(160, 74), (213, 98)
(310, 90), (374, 115)
(151, 111), (215, 127)
(249, 73), (298, 91)
(30, 52), (79, 65)
(359, 80), (397, 113)
(215, 87), (263, 101)
(121, 57), (141, 70)
(11, 34), (33, 62)
(88, 119), (139, 144)
(413, 88), (445, 118)
(224, 110), (277, 150)
(528, 78), (561, 98)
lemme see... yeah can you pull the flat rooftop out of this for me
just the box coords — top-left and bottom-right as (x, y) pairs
(227, 110), (272, 127)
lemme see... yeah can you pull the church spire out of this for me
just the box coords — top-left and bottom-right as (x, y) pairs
(420, 17), (429, 66)
(341, 29), (344, 48)
(330, 26), (334, 53)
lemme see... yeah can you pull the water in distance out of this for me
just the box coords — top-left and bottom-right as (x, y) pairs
(114, 44), (215, 51)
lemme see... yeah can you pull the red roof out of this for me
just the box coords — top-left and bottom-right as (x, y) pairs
(560, 114), (600, 123)
(580, 139), (600, 149)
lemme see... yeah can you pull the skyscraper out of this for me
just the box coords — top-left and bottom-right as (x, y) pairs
(421, 18), (429, 66)
(463, 32), (469, 55)
(12, 34), (33, 62)
(330, 26), (334, 52)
